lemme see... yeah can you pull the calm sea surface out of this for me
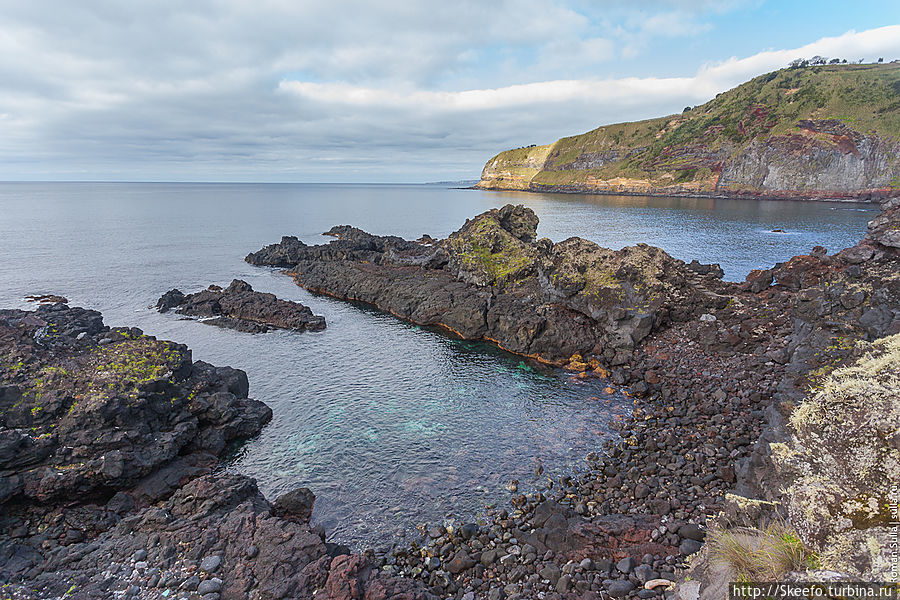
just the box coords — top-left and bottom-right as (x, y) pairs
(0, 182), (876, 548)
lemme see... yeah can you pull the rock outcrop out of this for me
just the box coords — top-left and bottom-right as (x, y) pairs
(670, 200), (900, 597)
(0, 303), (433, 600)
(157, 279), (326, 333)
(247, 204), (728, 364)
(477, 64), (900, 201)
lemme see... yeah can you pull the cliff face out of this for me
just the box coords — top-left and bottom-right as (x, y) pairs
(478, 64), (900, 201)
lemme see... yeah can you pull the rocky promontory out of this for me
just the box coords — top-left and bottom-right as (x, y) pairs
(247, 204), (728, 364)
(157, 279), (326, 333)
(0, 303), (431, 600)
(477, 64), (900, 201)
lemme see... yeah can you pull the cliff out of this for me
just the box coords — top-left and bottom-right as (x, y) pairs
(477, 63), (900, 201)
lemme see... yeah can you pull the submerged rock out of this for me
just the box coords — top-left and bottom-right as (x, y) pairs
(157, 279), (326, 333)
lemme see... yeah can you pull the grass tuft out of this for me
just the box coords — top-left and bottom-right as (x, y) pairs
(708, 522), (819, 580)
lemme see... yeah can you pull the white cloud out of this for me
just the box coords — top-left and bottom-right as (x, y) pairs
(280, 25), (900, 113)
(0, 0), (897, 181)
(698, 25), (900, 87)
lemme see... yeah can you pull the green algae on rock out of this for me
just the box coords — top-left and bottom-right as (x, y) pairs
(247, 204), (729, 364)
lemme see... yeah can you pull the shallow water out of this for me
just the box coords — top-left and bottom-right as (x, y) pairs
(0, 182), (875, 548)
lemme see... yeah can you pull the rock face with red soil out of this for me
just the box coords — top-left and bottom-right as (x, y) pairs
(246, 205), (727, 364)
(157, 279), (326, 333)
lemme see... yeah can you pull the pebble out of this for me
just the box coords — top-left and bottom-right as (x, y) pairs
(198, 578), (223, 594)
(615, 557), (634, 574)
(199, 555), (222, 573)
(181, 576), (199, 591)
(680, 539), (703, 555)
(678, 523), (706, 541)
(608, 580), (636, 598)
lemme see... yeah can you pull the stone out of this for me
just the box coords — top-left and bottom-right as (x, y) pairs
(459, 523), (478, 540)
(198, 578), (223, 594)
(446, 550), (475, 574)
(199, 555), (222, 573)
(634, 564), (656, 583)
(181, 576), (200, 591)
(539, 563), (561, 585)
(679, 539), (703, 555)
(273, 487), (316, 523)
(616, 557), (635, 574)
(487, 588), (505, 600)
(634, 483), (650, 499)
(649, 498), (671, 515)
(481, 549), (498, 566)
(677, 523), (706, 542)
(608, 580), (636, 598)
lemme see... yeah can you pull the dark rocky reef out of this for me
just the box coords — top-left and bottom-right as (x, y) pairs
(0, 303), (432, 600)
(247, 205), (728, 364)
(157, 279), (326, 333)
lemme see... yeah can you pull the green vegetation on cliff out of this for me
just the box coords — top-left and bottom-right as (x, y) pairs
(478, 63), (900, 199)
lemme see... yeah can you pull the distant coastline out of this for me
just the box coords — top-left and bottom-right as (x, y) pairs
(477, 64), (900, 203)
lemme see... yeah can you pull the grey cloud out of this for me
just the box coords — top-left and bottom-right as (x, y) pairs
(0, 2), (895, 182)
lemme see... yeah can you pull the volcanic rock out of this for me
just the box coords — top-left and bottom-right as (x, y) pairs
(157, 279), (326, 333)
(247, 205), (727, 364)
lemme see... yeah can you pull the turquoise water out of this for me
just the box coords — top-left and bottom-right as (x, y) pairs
(0, 182), (875, 547)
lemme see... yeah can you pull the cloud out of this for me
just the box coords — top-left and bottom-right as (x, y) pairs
(278, 25), (900, 122)
(0, 1), (897, 181)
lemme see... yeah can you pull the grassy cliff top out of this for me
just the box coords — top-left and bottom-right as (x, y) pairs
(483, 63), (900, 181)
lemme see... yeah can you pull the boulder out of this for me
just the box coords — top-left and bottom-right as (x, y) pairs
(156, 279), (326, 333)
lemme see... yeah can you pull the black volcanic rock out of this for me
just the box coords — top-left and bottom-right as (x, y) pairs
(0, 304), (271, 506)
(247, 204), (727, 364)
(157, 279), (326, 333)
(0, 304), (435, 600)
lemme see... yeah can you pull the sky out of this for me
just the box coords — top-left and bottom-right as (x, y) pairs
(1, 1), (899, 182)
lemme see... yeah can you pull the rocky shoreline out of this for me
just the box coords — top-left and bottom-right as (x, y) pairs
(157, 279), (326, 333)
(246, 205), (730, 365)
(1, 199), (897, 599)
(244, 199), (899, 596)
(474, 183), (891, 203)
(0, 303), (431, 600)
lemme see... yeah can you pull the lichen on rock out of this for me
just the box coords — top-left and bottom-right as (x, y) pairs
(775, 333), (900, 577)
(444, 204), (540, 288)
